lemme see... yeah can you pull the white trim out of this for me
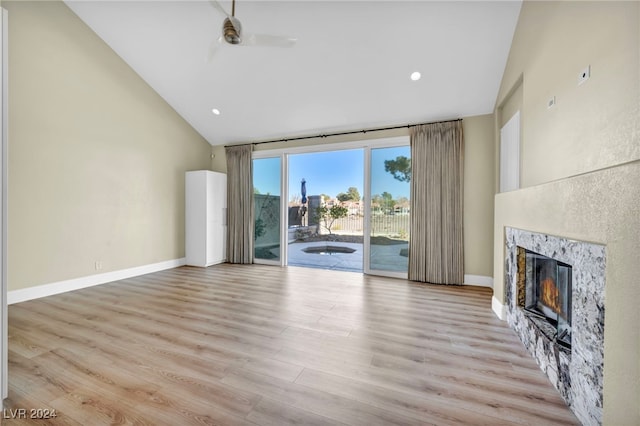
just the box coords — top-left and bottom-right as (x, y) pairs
(8, 258), (186, 305)
(363, 146), (371, 274)
(281, 153), (288, 266)
(463, 274), (493, 288)
(492, 295), (507, 320)
(254, 135), (413, 278)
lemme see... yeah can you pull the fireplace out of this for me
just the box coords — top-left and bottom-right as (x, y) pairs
(521, 249), (572, 348)
(505, 228), (605, 426)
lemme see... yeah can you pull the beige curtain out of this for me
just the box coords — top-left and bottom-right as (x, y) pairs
(409, 120), (464, 284)
(225, 144), (254, 264)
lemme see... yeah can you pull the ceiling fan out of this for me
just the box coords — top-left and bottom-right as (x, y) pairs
(208, 0), (297, 49)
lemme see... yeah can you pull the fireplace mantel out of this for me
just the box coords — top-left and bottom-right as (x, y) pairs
(505, 227), (605, 426)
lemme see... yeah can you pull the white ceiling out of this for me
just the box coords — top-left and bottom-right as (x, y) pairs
(65, 1), (522, 146)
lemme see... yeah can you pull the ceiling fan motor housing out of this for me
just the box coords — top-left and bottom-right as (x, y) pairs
(223, 17), (242, 44)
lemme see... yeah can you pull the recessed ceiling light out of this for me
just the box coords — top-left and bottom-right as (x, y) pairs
(212, 108), (221, 115)
(410, 71), (421, 81)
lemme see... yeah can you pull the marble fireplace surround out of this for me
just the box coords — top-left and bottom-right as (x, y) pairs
(505, 227), (606, 426)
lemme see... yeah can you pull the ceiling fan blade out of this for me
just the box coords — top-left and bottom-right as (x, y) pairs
(207, 36), (223, 62)
(242, 34), (297, 48)
(208, 0), (230, 18)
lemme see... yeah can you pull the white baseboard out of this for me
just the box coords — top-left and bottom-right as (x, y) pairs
(8, 258), (186, 305)
(492, 295), (507, 320)
(463, 274), (493, 288)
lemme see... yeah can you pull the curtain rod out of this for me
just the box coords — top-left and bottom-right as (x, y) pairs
(224, 118), (462, 148)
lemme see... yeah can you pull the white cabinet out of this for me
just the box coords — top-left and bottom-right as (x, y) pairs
(185, 170), (227, 267)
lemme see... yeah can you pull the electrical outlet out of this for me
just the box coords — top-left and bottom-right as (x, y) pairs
(95, 261), (103, 271)
(547, 96), (556, 109)
(578, 65), (590, 85)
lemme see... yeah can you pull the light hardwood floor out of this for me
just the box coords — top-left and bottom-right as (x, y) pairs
(5, 264), (579, 425)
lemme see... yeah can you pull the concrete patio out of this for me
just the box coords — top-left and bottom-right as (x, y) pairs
(284, 240), (408, 273)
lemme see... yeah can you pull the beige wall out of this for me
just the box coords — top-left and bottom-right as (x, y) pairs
(462, 115), (494, 277)
(493, 163), (639, 425)
(211, 145), (226, 173)
(5, 1), (211, 291)
(497, 1), (639, 188)
(493, 2), (640, 424)
(216, 117), (496, 278)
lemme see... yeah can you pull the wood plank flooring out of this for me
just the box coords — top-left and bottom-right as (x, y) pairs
(5, 264), (579, 425)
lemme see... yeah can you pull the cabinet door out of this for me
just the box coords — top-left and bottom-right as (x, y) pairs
(185, 171), (208, 267)
(219, 174), (227, 262)
(206, 172), (227, 265)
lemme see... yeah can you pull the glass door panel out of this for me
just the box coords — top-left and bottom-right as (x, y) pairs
(287, 149), (364, 272)
(367, 146), (410, 276)
(253, 157), (281, 263)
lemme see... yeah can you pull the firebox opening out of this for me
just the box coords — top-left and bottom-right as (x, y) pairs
(520, 248), (573, 349)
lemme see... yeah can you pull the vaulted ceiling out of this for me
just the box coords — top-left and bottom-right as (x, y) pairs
(65, 1), (522, 146)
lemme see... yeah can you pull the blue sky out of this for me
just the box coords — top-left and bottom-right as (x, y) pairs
(289, 150), (363, 200)
(253, 146), (410, 201)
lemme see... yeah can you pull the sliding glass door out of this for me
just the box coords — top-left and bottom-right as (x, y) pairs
(252, 137), (410, 277)
(364, 145), (410, 278)
(287, 149), (364, 272)
(253, 157), (282, 264)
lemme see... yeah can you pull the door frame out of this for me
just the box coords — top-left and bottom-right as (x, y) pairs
(251, 153), (288, 267)
(363, 141), (411, 279)
(252, 135), (409, 276)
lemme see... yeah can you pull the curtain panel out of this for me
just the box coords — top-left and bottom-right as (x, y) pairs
(408, 121), (464, 284)
(225, 144), (254, 264)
